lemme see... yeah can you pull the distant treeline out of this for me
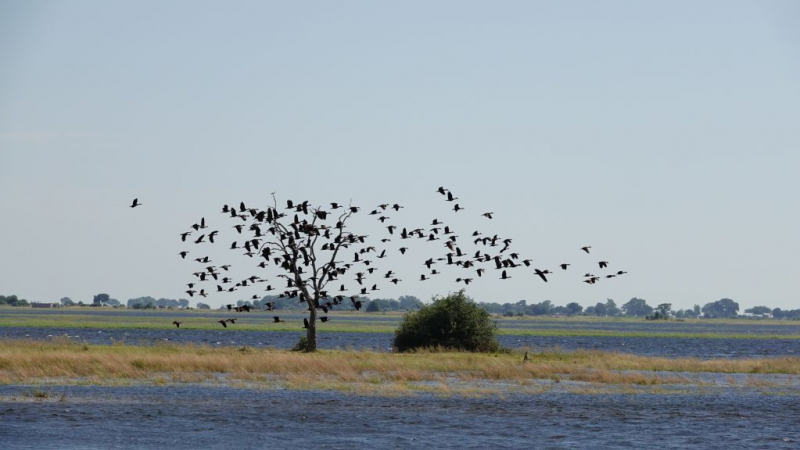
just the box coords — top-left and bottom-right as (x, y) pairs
(0, 295), (29, 307)
(478, 297), (800, 320)
(4, 293), (799, 320)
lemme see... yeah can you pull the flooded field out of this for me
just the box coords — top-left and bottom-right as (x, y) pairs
(5, 308), (800, 336)
(2, 309), (800, 358)
(2, 326), (799, 358)
(1, 384), (798, 449)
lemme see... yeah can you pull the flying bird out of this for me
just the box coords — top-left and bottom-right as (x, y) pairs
(172, 321), (181, 328)
(534, 269), (549, 282)
(130, 198), (141, 208)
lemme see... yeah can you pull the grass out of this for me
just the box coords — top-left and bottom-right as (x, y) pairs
(0, 338), (798, 396)
(2, 309), (800, 339)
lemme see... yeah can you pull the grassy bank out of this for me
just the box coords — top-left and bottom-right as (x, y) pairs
(1, 339), (798, 395)
(2, 310), (800, 339)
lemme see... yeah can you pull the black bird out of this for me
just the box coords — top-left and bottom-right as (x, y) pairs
(303, 318), (309, 329)
(446, 191), (457, 202)
(581, 246), (591, 254)
(320, 316), (329, 323)
(273, 316), (284, 323)
(482, 212), (493, 219)
(218, 320), (228, 328)
(179, 251), (188, 259)
(598, 261), (609, 269)
(130, 198), (141, 208)
(180, 232), (191, 241)
(500, 270), (511, 280)
(560, 263), (570, 270)
(172, 321), (181, 328)
(534, 269), (550, 282)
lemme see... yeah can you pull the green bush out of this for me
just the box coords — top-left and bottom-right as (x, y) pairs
(393, 290), (501, 353)
(291, 336), (309, 352)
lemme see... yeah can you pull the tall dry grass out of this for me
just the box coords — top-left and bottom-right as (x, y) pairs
(1, 339), (798, 391)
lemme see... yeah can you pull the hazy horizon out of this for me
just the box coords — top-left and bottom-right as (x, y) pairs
(2, 1), (799, 311)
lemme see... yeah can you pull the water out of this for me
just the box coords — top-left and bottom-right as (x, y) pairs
(2, 326), (799, 358)
(1, 385), (798, 449)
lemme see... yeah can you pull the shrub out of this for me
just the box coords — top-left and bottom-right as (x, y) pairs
(393, 290), (501, 352)
(291, 336), (309, 352)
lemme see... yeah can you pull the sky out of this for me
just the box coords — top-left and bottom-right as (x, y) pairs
(1, 1), (799, 311)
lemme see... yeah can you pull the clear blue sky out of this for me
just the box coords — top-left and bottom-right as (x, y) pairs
(1, 1), (799, 310)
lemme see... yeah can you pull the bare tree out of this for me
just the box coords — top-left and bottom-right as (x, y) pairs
(185, 195), (372, 352)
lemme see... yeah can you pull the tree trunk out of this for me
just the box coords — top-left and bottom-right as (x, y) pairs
(305, 303), (317, 352)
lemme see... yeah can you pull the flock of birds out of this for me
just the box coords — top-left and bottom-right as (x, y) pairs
(132, 188), (627, 330)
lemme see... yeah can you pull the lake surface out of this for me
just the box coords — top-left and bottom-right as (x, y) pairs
(1, 384), (798, 449)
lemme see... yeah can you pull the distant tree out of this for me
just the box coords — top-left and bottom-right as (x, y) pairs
(178, 299), (190, 308)
(127, 296), (157, 309)
(702, 298), (739, 319)
(745, 306), (771, 315)
(106, 298), (120, 306)
(93, 293), (110, 306)
(565, 302), (583, 315)
(693, 304), (701, 317)
(584, 306), (596, 315)
(196, 302), (210, 309)
(398, 295), (423, 310)
(60, 297), (74, 306)
(604, 299), (620, 317)
(621, 298), (653, 317)
(0, 295), (29, 307)
(649, 303), (672, 320)
(553, 305), (568, 315)
(772, 308), (784, 319)
(527, 300), (554, 316)
(593, 302), (607, 316)
(366, 300), (381, 312)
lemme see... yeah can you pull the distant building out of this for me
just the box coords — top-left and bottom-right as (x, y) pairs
(31, 302), (61, 308)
